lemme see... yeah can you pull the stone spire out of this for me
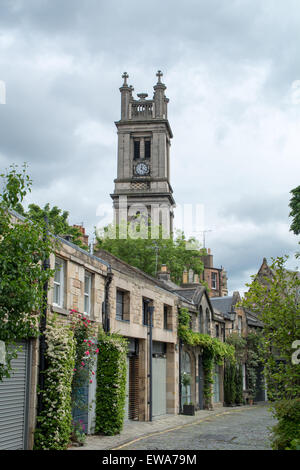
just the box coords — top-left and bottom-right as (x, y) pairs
(153, 70), (168, 119)
(120, 72), (132, 120)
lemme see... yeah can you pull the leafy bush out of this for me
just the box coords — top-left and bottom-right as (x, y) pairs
(270, 399), (300, 450)
(178, 308), (235, 409)
(95, 329), (128, 435)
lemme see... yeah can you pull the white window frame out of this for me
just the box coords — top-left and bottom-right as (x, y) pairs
(53, 257), (65, 308)
(238, 315), (242, 336)
(211, 271), (217, 290)
(84, 271), (92, 316)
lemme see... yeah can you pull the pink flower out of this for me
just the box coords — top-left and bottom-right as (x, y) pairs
(85, 350), (90, 355)
(95, 348), (99, 354)
(84, 339), (87, 342)
(89, 380), (93, 384)
(92, 371), (95, 375)
(81, 361), (85, 366)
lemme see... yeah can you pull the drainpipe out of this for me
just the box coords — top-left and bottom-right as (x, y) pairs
(146, 303), (154, 422)
(38, 216), (50, 416)
(103, 267), (113, 333)
(179, 338), (182, 414)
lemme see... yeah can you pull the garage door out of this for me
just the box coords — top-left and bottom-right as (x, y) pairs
(0, 341), (30, 450)
(152, 357), (167, 417)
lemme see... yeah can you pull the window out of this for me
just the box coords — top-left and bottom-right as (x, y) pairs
(143, 298), (152, 326)
(211, 272), (217, 290)
(53, 257), (65, 307)
(116, 289), (130, 322)
(221, 325), (225, 341)
(238, 316), (242, 335)
(84, 271), (92, 315)
(215, 324), (219, 338)
(199, 306), (203, 333)
(116, 290), (124, 321)
(205, 308), (210, 335)
(163, 305), (168, 329)
(163, 304), (172, 330)
(143, 299), (148, 325)
(144, 140), (151, 159)
(134, 140), (140, 159)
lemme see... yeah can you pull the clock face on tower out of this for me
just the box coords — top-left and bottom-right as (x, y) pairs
(135, 162), (149, 176)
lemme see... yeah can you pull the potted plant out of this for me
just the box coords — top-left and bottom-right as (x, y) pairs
(71, 420), (86, 447)
(183, 402), (195, 416)
(181, 372), (191, 388)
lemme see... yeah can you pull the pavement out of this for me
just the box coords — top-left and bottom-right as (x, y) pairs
(70, 403), (270, 450)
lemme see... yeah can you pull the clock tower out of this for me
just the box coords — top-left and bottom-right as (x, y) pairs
(111, 71), (175, 235)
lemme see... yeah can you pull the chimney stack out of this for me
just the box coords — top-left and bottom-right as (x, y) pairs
(73, 224), (89, 247)
(157, 264), (171, 282)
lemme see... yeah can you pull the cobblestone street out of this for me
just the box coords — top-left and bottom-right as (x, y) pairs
(119, 405), (275, 451)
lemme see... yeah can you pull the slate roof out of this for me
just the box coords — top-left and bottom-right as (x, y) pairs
(210, 296), (234, 319)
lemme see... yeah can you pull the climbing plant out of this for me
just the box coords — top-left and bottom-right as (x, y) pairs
(224, 333), (246, 405)
(224, 361), (236, 405)
(178, 308), (235, 407)
(95, 328), (128, 435)
(34, 315), (76, 450)
(69, 310), (99, 441)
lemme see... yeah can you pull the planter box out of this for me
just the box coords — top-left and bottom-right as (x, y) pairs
(183, 404), (195, 416)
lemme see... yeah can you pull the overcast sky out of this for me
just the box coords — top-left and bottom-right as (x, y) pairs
(0, 0), (299, 294)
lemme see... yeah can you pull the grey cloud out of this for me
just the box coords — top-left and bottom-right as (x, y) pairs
(218, 193), (292, 226)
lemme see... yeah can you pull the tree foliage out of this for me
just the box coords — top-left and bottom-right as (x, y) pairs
(26, 203), (87, 249)
(289, 185), (300, 236)
(0, 164), (54, 380)
(96, 221), (205, 285)
(243, 256), (300, 401)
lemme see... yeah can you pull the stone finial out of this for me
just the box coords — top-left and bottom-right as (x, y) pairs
(137, 93), (148, 100)
(122, 72), (129, 86)
(156, 70), (163, 83)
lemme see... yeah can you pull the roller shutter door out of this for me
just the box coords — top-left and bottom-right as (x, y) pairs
(0, 341), (30, 450)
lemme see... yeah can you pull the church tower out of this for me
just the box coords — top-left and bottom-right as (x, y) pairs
(111, 71), (175, 234)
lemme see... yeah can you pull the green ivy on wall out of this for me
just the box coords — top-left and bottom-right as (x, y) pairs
(178, 308), (235, 407)
(95, 328), (128, 436)
(34, 315), (76, 450)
